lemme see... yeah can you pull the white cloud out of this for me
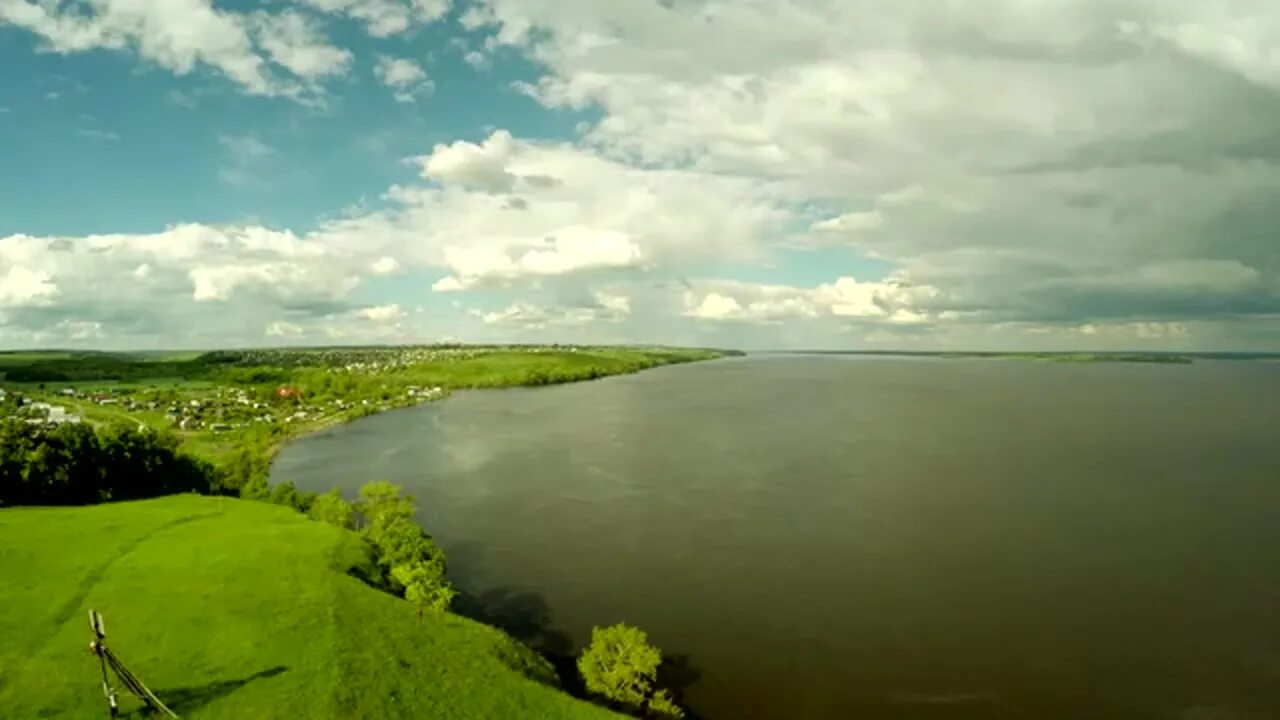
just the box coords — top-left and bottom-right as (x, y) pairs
(356, 303), (406, 322)
(449, 0), (1280, 344)
(473, 298), (627, 329)
(811, 210), (883, 233)
(0, 265), (59, 307)
(374, 55), (432, 103)
(0, 224), (380, 347)
(0, 0), (350, 99)
(295, 0), (449, 37)
(432, 226), (643, 291)
(683, 276), (939, 325)
(266, 320), (303, 337)
(1127, 16), (1280, 91)
(374, 130), (788, 296)
(418, 130), (517, 191)
(685, 293), (743, 321)
(6, 1), (1280, 349)
(370, 256), (401, 275)
(252, 10), (351, 80)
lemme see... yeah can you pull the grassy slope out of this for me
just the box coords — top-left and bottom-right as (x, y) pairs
(0, 496), (619, 719)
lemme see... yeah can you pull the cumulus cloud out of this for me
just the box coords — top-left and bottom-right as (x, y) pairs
(0, 0), (350, 99)
(683, 277), (939, 325)
(0, 224), (374, 348)
(6, 1), (1280, 349)
(472, 293), (629, 329)
(432, 227), (643, 291)
(251, 10), (351, 80)
(456, 0), (1280, 344)
(374, 55), (432, 103)
(418, 130), (518, 191)
(296, 0), (450, 37)
(370, 256), (401, 275)
(0, 265), (59, 307)
(356, 303), (406, 322)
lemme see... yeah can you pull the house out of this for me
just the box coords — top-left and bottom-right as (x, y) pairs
(27, 403), (81, 425)
(276, 386), (302, 400)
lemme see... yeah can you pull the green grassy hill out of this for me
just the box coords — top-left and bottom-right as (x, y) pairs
(0, 495), (619, 719)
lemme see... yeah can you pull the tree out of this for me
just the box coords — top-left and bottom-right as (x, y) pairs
(355, 481), (425, 565)
(391, 556), (456, 612)
(269, 480), (311, 511)
(308, 488), (355, 529)
(577, 623), (663, 711)
(355, 481), (456, 607)
(240, 474), (270, 500)
(355, 481), (416, 529)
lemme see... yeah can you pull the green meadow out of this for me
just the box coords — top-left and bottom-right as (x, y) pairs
(0, 495), (620, 719)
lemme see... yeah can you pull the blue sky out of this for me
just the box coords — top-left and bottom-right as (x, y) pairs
(1, 1), (1278, 350)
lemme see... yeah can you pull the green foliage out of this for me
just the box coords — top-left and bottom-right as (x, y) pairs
(239, 474), (271, 501)
(647, 689), (685, 719)
(391, 557), (456, 612)
(577, 623), (664, 711)
(216, 446), (272, 495)
(308, 488), (356, 529)
(356, 481), (456, 611)
(268, 481), (315, 512)
(0, 419), (214, 506)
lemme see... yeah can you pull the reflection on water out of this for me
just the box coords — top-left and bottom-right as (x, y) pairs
(273, 356), (1280, 719)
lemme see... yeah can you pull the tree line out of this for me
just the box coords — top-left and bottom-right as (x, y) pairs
(0, 419), (217, 506)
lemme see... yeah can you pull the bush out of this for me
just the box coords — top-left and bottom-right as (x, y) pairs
(647, 689), (685, 719)
(308, 488), (355, 529)
(240, 474), (270, 501)
(355, 481), (455, 611)
(268, 481), (315, 512)
(577, 623), (663, 711)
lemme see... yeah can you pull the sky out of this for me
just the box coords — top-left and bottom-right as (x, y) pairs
(1, 0), (1278, 351)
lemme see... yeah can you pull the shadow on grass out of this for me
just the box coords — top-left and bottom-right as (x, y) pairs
(454, 587), (707, 718)
(127, 665), (288, 717)
(453, 587), (583, 693)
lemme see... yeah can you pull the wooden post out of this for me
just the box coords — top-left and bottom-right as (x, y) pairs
(88, 610), (179, 719)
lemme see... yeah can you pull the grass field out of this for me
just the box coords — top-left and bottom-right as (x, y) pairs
(0, 496), (620, 719)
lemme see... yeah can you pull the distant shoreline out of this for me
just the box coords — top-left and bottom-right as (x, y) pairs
(750, 350), (1280, 364)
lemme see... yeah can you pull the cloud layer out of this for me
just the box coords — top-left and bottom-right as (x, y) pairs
(2, 0), (1279, 349)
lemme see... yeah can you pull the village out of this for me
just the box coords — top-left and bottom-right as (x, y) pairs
(0, 381), (444, 433)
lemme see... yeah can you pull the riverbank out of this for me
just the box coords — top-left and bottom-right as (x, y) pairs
(271, 355), (1280, 719)
(1, 346), (738, 485)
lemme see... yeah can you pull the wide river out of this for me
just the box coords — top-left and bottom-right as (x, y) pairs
(273, 356), (1280, 719)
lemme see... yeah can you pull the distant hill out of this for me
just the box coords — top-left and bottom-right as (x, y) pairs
(0, 496), (619, 719)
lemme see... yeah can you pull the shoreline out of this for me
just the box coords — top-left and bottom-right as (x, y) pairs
(260, 351), (732, 470)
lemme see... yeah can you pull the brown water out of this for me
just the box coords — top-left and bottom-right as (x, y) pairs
(272, 356), (1280, 719)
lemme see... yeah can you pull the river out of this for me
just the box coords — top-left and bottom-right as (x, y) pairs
(271, 355), (1280, 719)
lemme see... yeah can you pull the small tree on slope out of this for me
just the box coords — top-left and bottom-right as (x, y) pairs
(578, 623), (679, 715)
